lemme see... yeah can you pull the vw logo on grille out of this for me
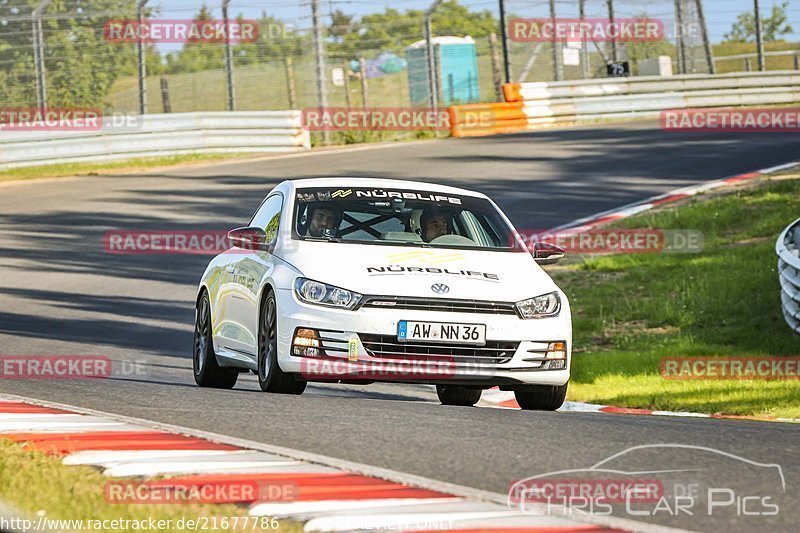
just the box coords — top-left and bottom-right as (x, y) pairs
(431, 283), (450, 294)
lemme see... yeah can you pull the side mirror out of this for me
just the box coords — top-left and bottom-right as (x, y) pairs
(532, 242), (565, 265)
(227, 227), (270, 252)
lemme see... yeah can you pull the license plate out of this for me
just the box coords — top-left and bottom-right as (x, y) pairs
(397, 321), (486, 346)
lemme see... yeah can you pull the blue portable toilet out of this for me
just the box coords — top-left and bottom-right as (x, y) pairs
(405, 36), (480, 107)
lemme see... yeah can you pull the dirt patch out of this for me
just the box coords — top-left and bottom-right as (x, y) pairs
(579, 320), (679, 352)
(721, 236), (773, 248)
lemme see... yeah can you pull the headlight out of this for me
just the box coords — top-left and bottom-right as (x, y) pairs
(516, 291), (561, 319)
(294, 278), (362, 310)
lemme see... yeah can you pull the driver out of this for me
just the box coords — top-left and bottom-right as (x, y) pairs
(420, 207), (454, 242)
(305, 202), (343, 238)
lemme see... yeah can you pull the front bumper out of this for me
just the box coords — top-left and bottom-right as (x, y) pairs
(275, 288), (572, 387)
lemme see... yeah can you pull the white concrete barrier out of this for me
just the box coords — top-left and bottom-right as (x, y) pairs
(0, 111), (309, 170)
(510, 72), (800, 126)
(449, 72), (800, 136)
(507, 72), (800, 100)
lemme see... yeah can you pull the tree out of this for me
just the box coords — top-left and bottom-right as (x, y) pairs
(329, 1), (498, 60)
(166, 5), (225, 73)
(326, 9), (358, 58)
(725, 1), (793, 42)
(0, 0), (138, 108)
(231, 11), (306, 66)
(329, 9), (356, 42)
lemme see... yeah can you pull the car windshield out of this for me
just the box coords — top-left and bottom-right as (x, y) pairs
(293, 187), (522, 250)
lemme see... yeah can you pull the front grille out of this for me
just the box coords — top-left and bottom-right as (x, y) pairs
(359, 334), (518, 365)
(357, 296), (518, 316)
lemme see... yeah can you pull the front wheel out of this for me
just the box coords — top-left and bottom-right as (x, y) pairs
(515, 383), (568, 411)
(193, 293), (238, 389)
(258, 292), (306, 395)
(436, 385), (482, 406)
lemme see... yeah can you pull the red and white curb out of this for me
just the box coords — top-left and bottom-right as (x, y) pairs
(530, 160), (800, 425)
(0, 394), (683, 533)
(550, 161), (800, 232)
(478, 389), (800, 424)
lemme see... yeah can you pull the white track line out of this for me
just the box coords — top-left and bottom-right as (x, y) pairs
(0, 413), (103, 421)
(103, 458), (304, 478)
(303, 510), (539, 532)
(249, 498), (468, 519)
(559, 401), (606, 413)
(63, 449), (244, 466)
(651, 411), (711, 418)
(0, 420), (136, 432)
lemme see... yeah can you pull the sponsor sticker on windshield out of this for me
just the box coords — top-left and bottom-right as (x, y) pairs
(296, 189), (463, 205)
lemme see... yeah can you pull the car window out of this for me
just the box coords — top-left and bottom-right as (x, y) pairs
(293, 187), (523, 251)
(250, 194), (283, 243)
(460, 211), (491, 246)
(340, 212), (406, 240)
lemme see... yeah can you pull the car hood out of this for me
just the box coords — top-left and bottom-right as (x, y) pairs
(283, 241), (558, 302)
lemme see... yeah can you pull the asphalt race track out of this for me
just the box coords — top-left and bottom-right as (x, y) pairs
(1, 121), (799, 532)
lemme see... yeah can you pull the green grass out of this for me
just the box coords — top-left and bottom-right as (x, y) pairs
(0, 440), (301, 532)
(552, 172), (800, 419)
(0, 153), (260, 183)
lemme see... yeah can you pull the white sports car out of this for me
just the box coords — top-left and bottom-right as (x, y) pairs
(194, 178), (572, 409)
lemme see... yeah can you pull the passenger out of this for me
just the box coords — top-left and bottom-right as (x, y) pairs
(420, 207), (454, 242)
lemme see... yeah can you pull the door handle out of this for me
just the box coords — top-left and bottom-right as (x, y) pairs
(225, 266), (235, 274)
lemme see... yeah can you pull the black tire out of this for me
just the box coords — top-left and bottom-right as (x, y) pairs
(515, 383), (568, 411)
(258, 291), (306, 395)
(436, 385), (482, 406)
(193, 293), (238, 389)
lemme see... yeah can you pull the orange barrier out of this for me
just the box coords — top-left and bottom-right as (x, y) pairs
(448, 102), (527, 138)
(502, 83), (524, 103)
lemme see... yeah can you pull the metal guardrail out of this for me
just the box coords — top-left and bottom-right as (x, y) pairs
(0, 111), (310, 170)
(777, 217), (800, 334)
(449, 71), (800, 137)
(715, 49), (800, 72)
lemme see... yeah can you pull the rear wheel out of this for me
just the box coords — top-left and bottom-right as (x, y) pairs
(258, 291), (306, 395)
(436, 385), (482, 406)
(515, 383), (568, 411)
(193, 293), (238, 389)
